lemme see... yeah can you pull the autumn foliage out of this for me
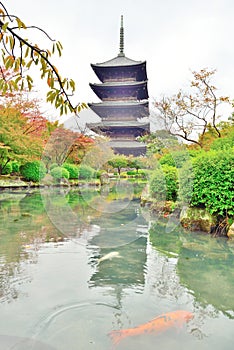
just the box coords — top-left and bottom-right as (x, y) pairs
(0, 69), (94, 175)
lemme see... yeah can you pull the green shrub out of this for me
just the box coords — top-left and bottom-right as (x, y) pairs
(159, 151), (190, 168)
(96, 169), (106, 179)
(150, 166), (167, 201)
(159, 153), (175, 167)
(20, 161), (46, 182)
(1, 162), (12, 175)
(162, 165), (178, 201)
(150, 165), (178, 201)
(210, 133), (234, 151)
(138, 169), (147, 177)
(62, 163), (79, 179)
(127, 170), (137, 176)
(178, 161), (194, 205)
(11, 161), (20, 173)
(50, 163), (59, 170)
(50, 166), (70, 180)
(191, 150), (234, 216)
(78, 165), (95, 180)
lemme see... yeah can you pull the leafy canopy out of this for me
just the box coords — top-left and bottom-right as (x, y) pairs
(0, 2), (87, 115)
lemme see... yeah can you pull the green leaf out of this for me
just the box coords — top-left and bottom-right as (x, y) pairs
(56, 42), (62, 57)
(2, 22), (9, 32)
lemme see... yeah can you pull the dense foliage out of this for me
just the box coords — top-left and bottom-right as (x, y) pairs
(50, 166), (70, 180)
(1, 162), (12, 175)
(20, 161), (46, 182)
(159, 151), (190, 168)
(62, 163), (79, 179)
(191, 150), (234, 216)
(210, 131), (234, 151)
(0, 104), (45, 174)
(78, 165), (95, 180)
(150, 165), (178, 201)
(11, 161), (20, 173)
(42, 128), (94, 167)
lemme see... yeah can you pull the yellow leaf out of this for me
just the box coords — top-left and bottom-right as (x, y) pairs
(16, 17), (27, 29)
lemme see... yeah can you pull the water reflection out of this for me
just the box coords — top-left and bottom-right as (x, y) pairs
(77, 182), (148, 290)
(1, 183), (234, 349)
(149, 219), (234, 317)
(0, 181), (148, 304)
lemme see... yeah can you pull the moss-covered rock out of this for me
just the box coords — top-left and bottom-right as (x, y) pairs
(180, 206), (216, 232)
(227, 222), (234, 239)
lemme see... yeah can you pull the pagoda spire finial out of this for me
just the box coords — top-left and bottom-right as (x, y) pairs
(118, 15), (125, 57)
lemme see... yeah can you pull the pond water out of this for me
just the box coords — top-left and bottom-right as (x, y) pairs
(0, 181), (234, 350)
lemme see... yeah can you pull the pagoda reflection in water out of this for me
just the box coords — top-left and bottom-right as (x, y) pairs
(87, 181), (148, 290)
(88, 16), (150, 156)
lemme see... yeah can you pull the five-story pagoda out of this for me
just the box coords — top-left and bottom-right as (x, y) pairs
(88, 16), (150, 156)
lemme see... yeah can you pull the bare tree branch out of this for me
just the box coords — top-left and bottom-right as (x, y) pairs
(153, 68), (230, 147)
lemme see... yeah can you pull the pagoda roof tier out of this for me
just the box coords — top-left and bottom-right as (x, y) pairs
(108, 140), (147, 156)
(93, 55), (143, 67)
(109, 140), (147, 148)
(89, 81), (148, 101)
(87, 121), (150, 129)
(88, 101), (149, 119)
(87, 121), (149, 139)
(91, 60), (147, 83)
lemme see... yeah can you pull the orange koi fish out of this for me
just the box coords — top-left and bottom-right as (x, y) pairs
(109, 310), (193, 346)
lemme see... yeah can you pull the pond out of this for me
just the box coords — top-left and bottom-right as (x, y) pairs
(0, 180), (234, 349)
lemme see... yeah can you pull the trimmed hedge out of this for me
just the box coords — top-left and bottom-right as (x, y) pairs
(50, 166), (70, 180)
(78, 165), (95, 180)
(50, 163), (59, 170)
(62, 163), (79, 179)
(20, 161), (46, 182)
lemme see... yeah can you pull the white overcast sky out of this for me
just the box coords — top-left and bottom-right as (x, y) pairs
(4, 0), (234, 122)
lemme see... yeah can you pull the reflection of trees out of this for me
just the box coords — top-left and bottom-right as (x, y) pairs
(149, 220), (234, 318)
(149, 219), (183, 257)
(0, 188), (103, 303)
(0, 255), (35, 303)
(0, 191), (57, 302)
(178, 238), (234, 317)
